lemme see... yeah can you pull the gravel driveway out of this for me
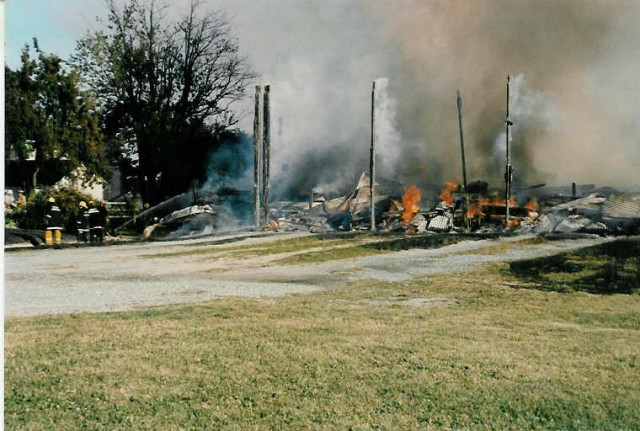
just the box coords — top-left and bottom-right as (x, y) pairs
(4, 231), (614, 317)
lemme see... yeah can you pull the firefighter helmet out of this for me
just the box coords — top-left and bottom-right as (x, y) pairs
(79, 201), (87, 208)
(48, 197), (55, 203)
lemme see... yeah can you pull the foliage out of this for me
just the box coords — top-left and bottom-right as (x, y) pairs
(509, 238), (640, 294)
(8, 187), (96, 232)
(4, 39), (108, 191)
(72, 0), (257, 204)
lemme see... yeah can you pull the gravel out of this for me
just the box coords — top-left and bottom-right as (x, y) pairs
(4, 231), (614, 317)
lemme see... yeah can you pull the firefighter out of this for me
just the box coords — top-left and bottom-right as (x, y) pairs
(98, 200), (109, 235)
(45, 197), (63, 245)
(16, 190), (27, 208)
(88, 201), (104, 243)
(76, 201), (90, 243)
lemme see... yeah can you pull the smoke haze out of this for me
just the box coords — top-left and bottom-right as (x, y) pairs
(370, 0), (640, 190)
(214, 0), (640, 196)
(8, 1), (639, 197)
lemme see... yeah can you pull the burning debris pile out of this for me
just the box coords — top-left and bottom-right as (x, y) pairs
(114, 173), (639, 240)
(263, 175), (640, 237)
(113, 78), (639, 240)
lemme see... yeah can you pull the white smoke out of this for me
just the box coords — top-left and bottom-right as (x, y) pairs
(493, 74), (561, 163)
(219, 0), (640, 192)
(373, 78), (402, 179)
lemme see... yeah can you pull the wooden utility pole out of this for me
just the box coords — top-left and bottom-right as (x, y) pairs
(457, 90), (468, 191)
(505, 75), (513, 227)
(253, 85), (262, 227)
(262, 85), (271, 224)
(457, 90), (469, 230)
(370, 81), (377, 231)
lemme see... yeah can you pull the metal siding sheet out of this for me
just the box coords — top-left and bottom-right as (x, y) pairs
(603, 196), (640, 219)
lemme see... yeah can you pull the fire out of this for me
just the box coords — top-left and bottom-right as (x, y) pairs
(479, 194), (517, 207)
(466, 193), (522, 219)
(525, 197), (539, 212)
(439, 181), (458, 205)
(507, 218), (520, 228)
(401, 185), (421, 223)
(467, 201), (481, 218)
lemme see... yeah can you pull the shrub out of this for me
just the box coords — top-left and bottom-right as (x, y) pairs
(11, 187), (95, 233)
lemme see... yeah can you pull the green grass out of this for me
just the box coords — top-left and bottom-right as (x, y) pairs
(146, 232), (409, 265)
(454, 235), (549, 256)
(276, 244), (390, 264)
(6, 259), (640, 430)
(509, 237), (640, 294)
(144, 235), (353, 259)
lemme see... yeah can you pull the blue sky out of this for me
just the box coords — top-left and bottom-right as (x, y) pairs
(5, 0), (104, 68)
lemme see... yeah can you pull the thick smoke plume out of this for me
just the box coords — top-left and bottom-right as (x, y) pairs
(371, 0), (640, 190)
(223, 0), (640, 197)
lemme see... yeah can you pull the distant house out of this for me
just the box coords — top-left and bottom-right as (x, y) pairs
(5, 153), (122, 201)
(53, 165), (122, 201)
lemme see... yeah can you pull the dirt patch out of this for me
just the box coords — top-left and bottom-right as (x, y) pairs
(4, 231), (619, 317)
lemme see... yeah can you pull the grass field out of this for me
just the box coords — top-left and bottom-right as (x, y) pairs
(5, 237), (640, 430)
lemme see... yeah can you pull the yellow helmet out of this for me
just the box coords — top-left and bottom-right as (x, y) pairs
(48, 197), (56, 203)
(79, 201), (87, 208)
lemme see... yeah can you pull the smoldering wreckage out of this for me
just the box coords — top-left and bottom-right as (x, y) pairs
(117, 172), (640, 240)
(118, 79), (640, 242)
(110, 83), (639, 242)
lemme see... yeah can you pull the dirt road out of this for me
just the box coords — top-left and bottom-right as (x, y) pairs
(4, 231), (613, 317)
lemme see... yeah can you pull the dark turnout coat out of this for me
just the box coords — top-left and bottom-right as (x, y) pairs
(46, 203), (63, 230)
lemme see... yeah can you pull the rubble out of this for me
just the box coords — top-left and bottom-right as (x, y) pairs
(143, 204), (217, 239)
(257, 180), (640, 237)
(112, 168), (639, 240)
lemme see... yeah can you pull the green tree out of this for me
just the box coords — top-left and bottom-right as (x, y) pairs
(73, 0), (256, 205)
(4, 39), (107, 192)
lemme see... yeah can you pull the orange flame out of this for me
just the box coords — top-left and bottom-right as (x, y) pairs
(467, 201), (481, 218)
(401, 185), (421, 223)
(525, 198), (538, 212)
(439, 181), (458, 205)
(479, 195), (517, 207)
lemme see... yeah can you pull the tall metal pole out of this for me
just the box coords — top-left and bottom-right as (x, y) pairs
(370, 81), (377, 231)
(253, 85), (262, 227)
(505, 75), (513, 227)
(262, 85), (271, 224)
(457, 90), (468, 191)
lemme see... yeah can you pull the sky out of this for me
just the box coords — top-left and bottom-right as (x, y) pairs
(5, 0), (640, 196)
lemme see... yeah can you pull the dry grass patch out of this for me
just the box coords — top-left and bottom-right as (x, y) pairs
(146, 235), (366, 259)
(5, 264), (640, 430)
(451, 235), (549, 256)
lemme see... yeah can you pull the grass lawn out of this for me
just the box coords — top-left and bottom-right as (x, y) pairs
(5, 240), (640, 430)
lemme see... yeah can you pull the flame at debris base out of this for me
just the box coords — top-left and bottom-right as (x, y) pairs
(401, 185), (421, 223)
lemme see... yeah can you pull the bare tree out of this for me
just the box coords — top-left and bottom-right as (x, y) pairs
(73, 0), (256, 204)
